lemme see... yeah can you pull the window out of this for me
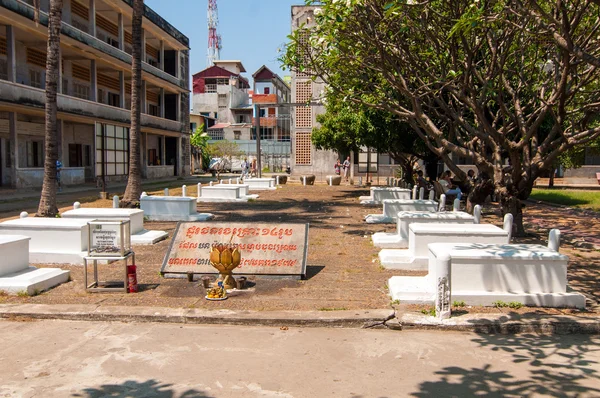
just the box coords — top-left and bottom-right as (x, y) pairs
(295, 132), (311, 165)
(207, 129), (224, 140)
(264, 87), (270, 94)
(24, 140), (44, 168)
(5, 140), (11, 168)
(190, 122), (197, 132)
(62, 78), (69, 95)
(29, 69), (42, 89)
(68, 144), (91, 167)
(234, 130), (241, 140)
(96, 124), (129, 176)
(238, 115), (246, 123)
(148, 148), (158, 165)
(218, 94), (227, 109)
(205, 84), (217, 93)
(74, 83), (90, 100)
(259, 109), (266, 117)
(97, 89), (104, 104)
(108, 92), (120, 107)
(148, 104), (159, 117)
(295, 82), (313, 128)
(0, 59), (7, 80)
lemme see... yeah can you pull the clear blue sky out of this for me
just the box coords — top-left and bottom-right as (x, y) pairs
(145, 0), (301, 86)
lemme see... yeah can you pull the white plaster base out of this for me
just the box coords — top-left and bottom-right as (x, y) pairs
(141, 213), (214, 222)
(62, 208), (144, 234)
(372, 211), (475, 248)
(388, 275), (586, 307)
(360, 187), (411, 205)
(379, 224), (509, 270)
(131, 230), (170, 245)
(0, 266), (70, 295)
(244, 178), (276, 191)
(0, 235), (30, 276)
(365, 200), (438, 224)
(29, 251), (87, 265)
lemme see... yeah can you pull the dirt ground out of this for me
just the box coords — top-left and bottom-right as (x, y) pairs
(1, 182), (599, 317)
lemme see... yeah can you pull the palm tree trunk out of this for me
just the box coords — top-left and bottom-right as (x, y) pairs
(36, 0), (63, 217)
(121, 0), (144, 208)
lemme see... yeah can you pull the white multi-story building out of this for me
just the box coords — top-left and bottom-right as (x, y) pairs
(0, 0), (191, 188)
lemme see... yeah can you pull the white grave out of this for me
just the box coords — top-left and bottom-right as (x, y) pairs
(379, 223), (509, 270)
(0, 217), (90, 264)
(372, 211), (477, 248)
(244, 177), (277, 191)
(0, 235), (70, 295)
(388, 231), (586, 308)
(61, 207), (167, 245)
(365, 200), (438, 224)
(140, 195), (214, 221)
(359, 187), (412, 205)
(197, 185), (257, 202)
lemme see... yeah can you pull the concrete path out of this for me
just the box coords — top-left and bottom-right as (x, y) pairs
(1, 319), (599, 397)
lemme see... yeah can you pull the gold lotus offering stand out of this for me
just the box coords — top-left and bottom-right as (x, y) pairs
(209, 243), (241, 290)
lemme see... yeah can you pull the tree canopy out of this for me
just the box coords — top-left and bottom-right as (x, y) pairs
(282, 0), (600, 234)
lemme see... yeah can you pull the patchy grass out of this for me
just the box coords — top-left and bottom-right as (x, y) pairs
(530, 189), (600, 211)
(318, 307), (348, 311)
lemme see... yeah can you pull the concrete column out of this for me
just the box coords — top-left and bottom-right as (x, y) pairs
(117, 13), (124, 51)
(90, 59), (97, 102)
(118, 71), (125, 108)
(8, 112), (18, 187)
(141, 29), (146, 62)
(88, 0), (96, 37)
(159, 40), (164, 71)
(6, 25), (16, 83)
(141, 80), (147, 114)
(159, 88), (165, 118)
(161, 136), (166, 166)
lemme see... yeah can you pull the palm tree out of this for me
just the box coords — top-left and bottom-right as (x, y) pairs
(36, 0), (64, 217)
(120, 0), (144, 208)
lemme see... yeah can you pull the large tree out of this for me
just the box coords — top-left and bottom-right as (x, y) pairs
(36, 0), (63, 217)
(282, 0), (600, 235)
(121, 0), (144, 208)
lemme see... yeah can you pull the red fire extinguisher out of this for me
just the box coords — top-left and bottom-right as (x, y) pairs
(127, 264), (138, 293)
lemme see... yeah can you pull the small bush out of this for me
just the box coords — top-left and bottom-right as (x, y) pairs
(452, 300), (466, 307)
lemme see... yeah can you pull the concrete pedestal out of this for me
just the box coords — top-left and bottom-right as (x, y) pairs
(379, 223), (509, 270)
(0, 218), (90, 264)
(245, 178), (276, 190)
(365, 200), (438, 224)
(140, 196), (214, 222)
(372, 211), (475, 248)
(389, 243), (586, 308)
(360, 187), (412, 205)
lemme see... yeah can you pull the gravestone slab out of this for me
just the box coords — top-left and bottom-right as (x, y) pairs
(162, 222), (309, 278)
(379, 223), (509, 270)
(372, 211), (476, 248)
(0, 218), (90, 264)
(141, 196), (214, 222)
(62, 208), (144, 234)
(360, 187), (412, 205)
(244, 178), (277, 190)
(365, 200), (438, 224)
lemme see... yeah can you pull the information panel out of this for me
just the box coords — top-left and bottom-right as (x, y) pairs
(161, 222), (309, 277)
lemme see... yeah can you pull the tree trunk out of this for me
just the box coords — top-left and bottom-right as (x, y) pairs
(466, 178), (494, 213)
(121, 0), (144, 208)
(498, 188), (526, 237)
(36, 0), (63, 218)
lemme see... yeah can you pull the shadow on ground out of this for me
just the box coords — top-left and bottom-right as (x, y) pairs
(72, 379), (212, 398)
(410, 313), (600, 397)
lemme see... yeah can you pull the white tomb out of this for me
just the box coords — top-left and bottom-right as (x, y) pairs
(379, 223), (509, 270)
(372, 211), (476, 248)
(197, 185), (256, 202)
(61, 208), (168, 245)
(365, 200), (438, 224)
(140, 196), (214, 221)
(0, 217), (90, 264)
(388, 235), (586, 308)
(244, 177), (276, 191)
(0, 235), (70, 295)
(359, 187), (412, 205)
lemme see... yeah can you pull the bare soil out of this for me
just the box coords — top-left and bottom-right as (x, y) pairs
(0, 183), (598, 317)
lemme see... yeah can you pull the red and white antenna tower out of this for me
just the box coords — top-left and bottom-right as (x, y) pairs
(207, 0), (222, 66)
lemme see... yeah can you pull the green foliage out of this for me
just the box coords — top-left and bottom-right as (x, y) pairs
(421, 307), (436, 316)
(190, 126), (210, 171)
(530, 189), (600, 211)
(452, 301), (466, 308)
(493, 301), (523, 309)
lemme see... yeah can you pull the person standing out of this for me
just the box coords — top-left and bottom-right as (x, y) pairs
(334, 159), (341, 175)
(342, 156), (351, 181)
(241, 158), (249, 178)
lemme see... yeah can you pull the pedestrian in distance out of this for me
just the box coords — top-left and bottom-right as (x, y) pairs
(342, 156), (350, 182)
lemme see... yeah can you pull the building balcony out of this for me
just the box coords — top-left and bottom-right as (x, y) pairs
(252, 93), (278, 104)
(0, 0), (187, 91)
(0, 79), (183, 133)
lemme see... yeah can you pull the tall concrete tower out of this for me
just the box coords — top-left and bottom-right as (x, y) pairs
(207, 0), (222, 66)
